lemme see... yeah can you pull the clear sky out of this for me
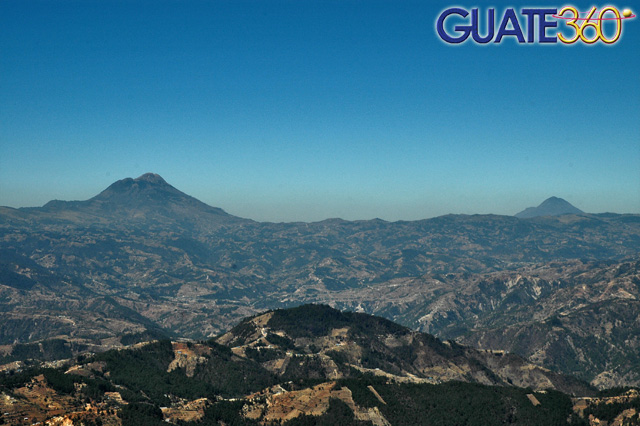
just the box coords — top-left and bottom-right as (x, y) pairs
(1, 0), (639, 222)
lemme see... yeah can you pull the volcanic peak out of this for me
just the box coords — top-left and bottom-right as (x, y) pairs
(35, 173), (239, 224)
(134, 172), (167, 184)
(103, 173), (173, 194)
(515, 196), (584, 219)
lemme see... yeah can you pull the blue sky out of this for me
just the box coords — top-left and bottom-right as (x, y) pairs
(1, 0), (639, 221)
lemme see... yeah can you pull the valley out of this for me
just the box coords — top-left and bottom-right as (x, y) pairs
(1, 173), (639, 399)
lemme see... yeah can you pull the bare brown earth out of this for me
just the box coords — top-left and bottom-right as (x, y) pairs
(167, 342), (211, 377)
(0, 374), (121, 426)
(161, 398), (209, 423)
(242, 381), (391, 425)
(572, 389), (640, 426)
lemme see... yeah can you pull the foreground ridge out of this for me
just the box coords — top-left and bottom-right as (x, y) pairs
(1, 304), (616, 426)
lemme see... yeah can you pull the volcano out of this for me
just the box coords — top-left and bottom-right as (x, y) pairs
(35, 173), (247, 227)
(515, 196), (584, 218)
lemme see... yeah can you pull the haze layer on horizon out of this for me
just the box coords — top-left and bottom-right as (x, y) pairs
(1, 0), (639, 222)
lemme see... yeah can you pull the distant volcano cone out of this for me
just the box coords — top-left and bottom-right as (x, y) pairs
(515, 197), (584, 218)
(92, 173), (189, 205)
(39, 173), (246, 227)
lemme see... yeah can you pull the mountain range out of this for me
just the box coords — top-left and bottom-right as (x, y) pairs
(1, 174), (640, 390)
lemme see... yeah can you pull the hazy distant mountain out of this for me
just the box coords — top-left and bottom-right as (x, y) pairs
(515, 196), (584, 218)
(17, 172), (248, 229)
(80, 172), (225, 212)
(42, 172), (230, 215)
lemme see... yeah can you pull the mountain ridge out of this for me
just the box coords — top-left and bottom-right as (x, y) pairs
(1, 174), (605, 222)
(215, 304), (593, 395)
(6, 305), (634, 426)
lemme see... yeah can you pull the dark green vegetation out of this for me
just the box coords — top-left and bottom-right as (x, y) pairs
(198, 400), (260, 426)
(266, 304), (407, 339)
(370, 381), (583, 426)
(120, 403), (165, 426)
(196, 378), (589, 426)
(282, 398), (370, 426)
(0, 365), (116, 402)
(582, 387), (640, 424)
(91, 340), (278, 405)
(94, 340), (207, 405)
(0, 339), (87, 364)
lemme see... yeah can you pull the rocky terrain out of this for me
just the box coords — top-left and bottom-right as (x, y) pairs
(215, 304), (593, 395)
(310, 257), (640, 388)
(1, 173), (640, 389)
(0, 305), (638, 425)
(0, 305), (640, 426)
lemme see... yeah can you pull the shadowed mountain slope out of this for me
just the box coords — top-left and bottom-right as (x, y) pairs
(216, 304), (594, 396)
